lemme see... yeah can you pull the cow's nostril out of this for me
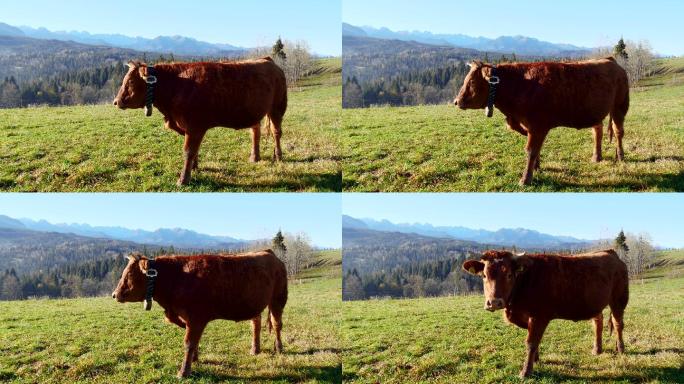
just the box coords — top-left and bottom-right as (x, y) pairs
(112, 292), (116, 299)
(113, 100), (118, 106)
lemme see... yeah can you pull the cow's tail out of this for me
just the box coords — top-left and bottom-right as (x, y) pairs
(266, 307), (273, 334)
(607, 115), (614, 143)
(265, 115), (274, 139)
(607, 310), (614, 337)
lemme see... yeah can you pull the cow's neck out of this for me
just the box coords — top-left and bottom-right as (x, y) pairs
(149, 65), (180, 119)
(147, 257), (178, 310)
(491, 64), (522, 117)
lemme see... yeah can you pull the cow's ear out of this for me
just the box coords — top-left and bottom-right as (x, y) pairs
(127, 252), (142, 262)
(138, 257), (149, 273)
(462, 260), (485, 276)
(513, 255), (532, 275)
(137, 65), (148, 78)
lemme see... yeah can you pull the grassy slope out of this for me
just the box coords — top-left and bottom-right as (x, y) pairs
(638, 57), (684, 88)
(342, 61), (684, 192)
(342, 275), (684, 383)
(0, 59), (341, 192)
(0, 252), (342, 383)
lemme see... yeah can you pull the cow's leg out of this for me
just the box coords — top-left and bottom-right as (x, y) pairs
(192, 345), (199, 362)
(592, 123), (603, 162)
(164, 117), (185, 136)
(520, 129), (549, 186)
(614, 118), (625, 162)
(164, 310), (186, 329)
(250, 314), (261, 355)
(178, 320), (207, 378)
(611, 311), (625, 353)
(178, 131), (206, 186)
(269, 305), (284, 353)
(520, 317), (550, 378)
(250, 122), (261, 163)
(506, 117), (528, 136)
(268, 114), (283, 162)
(592, 313), (603, 355)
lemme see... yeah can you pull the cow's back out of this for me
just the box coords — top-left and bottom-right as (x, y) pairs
(513, 250), (628, 320)
(162, 250), (287, 322)
(500, 58), (629, 128)
(158, 58), (287, 130)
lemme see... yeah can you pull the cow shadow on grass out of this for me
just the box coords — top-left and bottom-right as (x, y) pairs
(534, 169), (684, 191)
(187, 171), (342, 192)
(536, 366), (683, 383)
(625, 347), (684, 356)
(190, 363), (341, 383)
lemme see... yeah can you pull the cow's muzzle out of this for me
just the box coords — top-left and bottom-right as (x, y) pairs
(453, 98), (467, 110)
(485, 298), (504, 311)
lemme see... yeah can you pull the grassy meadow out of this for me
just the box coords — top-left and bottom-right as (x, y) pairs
(0, 59), (341, 192)
(342, 58), (684, 192)
(0, 251), (342, 383)
(342, 254), (684, 383)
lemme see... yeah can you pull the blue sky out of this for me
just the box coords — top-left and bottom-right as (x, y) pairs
(0, 194), (341, 248)
(343, 193), (684, 248)
(343, 0), (684, 56)
(1, 0), (341, 56)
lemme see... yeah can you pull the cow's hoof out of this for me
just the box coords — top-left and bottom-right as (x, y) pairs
(176, 178), (189, 187)
(592, 155), (602, 163)
(592, 347), (602, 355)
(177, 370), (190, 378)
(249, 154), (260, 163)
(250, 348), (260, 356)
(519, 178), (532, 186)
(519, 370), (531, 379)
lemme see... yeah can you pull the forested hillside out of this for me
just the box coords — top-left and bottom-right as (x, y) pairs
(342, 35), (545, 107)
(342, 227), (491, 300)
(0, 35), (228, 108)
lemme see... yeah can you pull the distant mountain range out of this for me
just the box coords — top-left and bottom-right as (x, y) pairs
(343, 23), (591, 57)
(0, 21), (246, 56)
(0, 214), (246, 249)
(343, 215), (594, 249)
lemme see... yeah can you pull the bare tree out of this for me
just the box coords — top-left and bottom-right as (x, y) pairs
(284, 232), (314, 277)
(590, 39), (654, 86)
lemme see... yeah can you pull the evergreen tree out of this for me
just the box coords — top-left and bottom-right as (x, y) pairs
(272, 37), (286, 61)
(614, 38), (628, 60)
(615, 230), (629, 253)
(272, 230), (287, 255)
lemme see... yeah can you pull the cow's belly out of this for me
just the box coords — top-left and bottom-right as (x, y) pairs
(558, 115), (608, 129)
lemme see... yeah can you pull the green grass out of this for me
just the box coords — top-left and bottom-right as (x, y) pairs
(342, 80), (684, 192)
(342, 275), (684, 383)
(0, 259), (342, 383)
(0, 60), (341, 192)
(643, 249), (684, 279)
(638, 57), (684, 88)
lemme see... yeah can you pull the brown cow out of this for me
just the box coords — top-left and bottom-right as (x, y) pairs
(113, 58), (287, 186)
(462, 249), (628, 378)
(112, 249), (288, 378)
(454, 58), (629, 186)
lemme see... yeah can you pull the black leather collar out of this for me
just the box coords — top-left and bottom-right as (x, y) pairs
(485, 65), (499, 118)
(143, 259), (157, 311)
(144, 66), (157, 117)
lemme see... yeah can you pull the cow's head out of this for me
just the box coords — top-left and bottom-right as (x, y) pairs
(112, 252), (150, 303)
(454, 60), (493, 109)
(462, 250), (532, 312)
(113, 61), (149, 110)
